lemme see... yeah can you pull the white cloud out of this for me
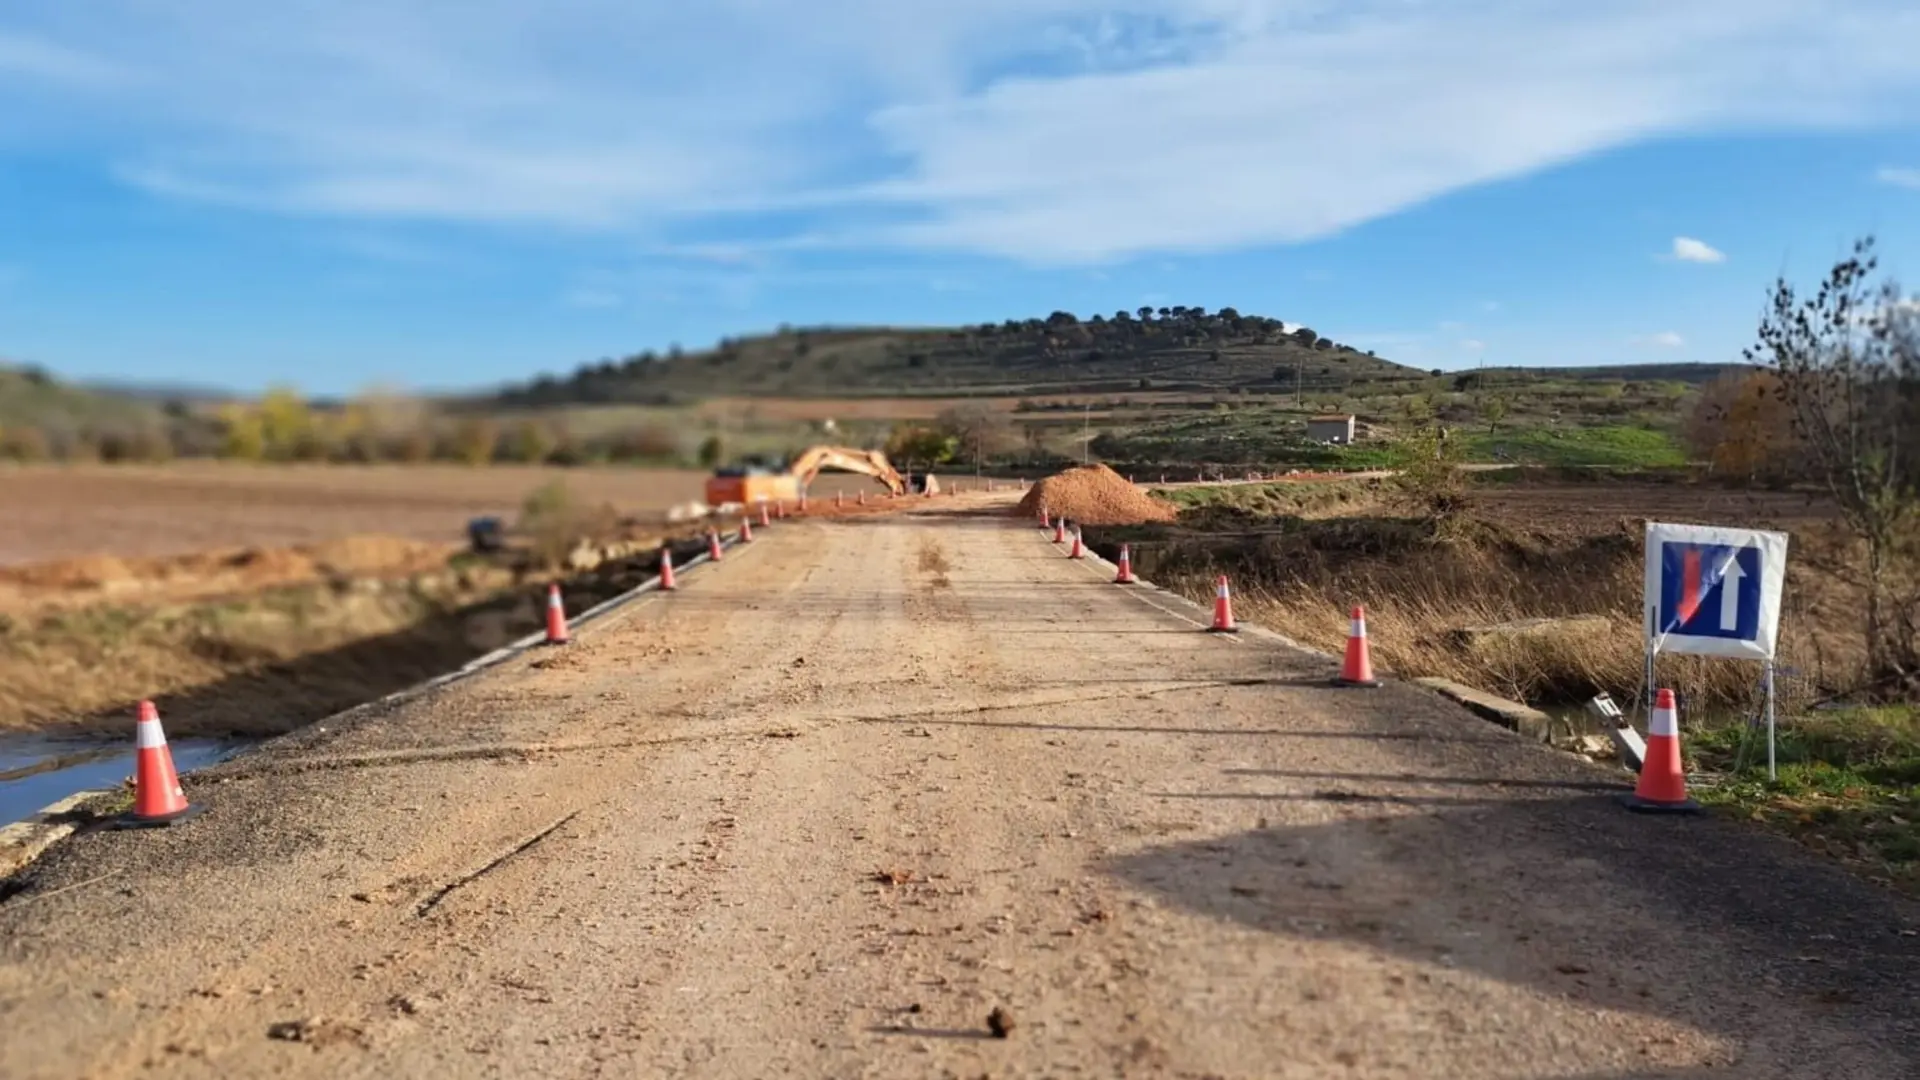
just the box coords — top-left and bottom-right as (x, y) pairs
(2, 2), (1919, 263)
(1632, 331), (1686, 348)
(1877, 166), (1920, 189)
(1459, 338), (1487, 352)
(1668, 237), (1726, 264)
(562, 288), (624, 309)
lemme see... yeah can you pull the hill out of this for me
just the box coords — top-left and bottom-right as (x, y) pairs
(1465, 362), (1753, 386)
(0, 362), (164, 432)
(492, 307), (1428, 406)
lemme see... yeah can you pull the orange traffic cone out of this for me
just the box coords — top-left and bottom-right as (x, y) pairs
(798, 493), (808, 513)
(775, 499), (787, 520)
(544, 583), (570, 645)
(708, 528), (724, 561)
(1052, 519), (1067, 544)
(1068, 528), (1085, 559)
(1208, 576), (1239, 633)
(759, 501), (772, 527)
(834, 491), (843, 508)
(739, 516), (754, 543)
(1040, 506), (1051, 530)
(1622, 689), (1700, 812)
(121, 700), (200, 827)
(858, 490), (867, 506)
(659, 546), (678, 591)
(1114, 544), (1138, 584)
(1334, 605), (1381, 687)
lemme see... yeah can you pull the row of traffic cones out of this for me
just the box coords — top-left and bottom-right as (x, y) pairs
(543, 521), (758, 644)
(1037, 520), (1702, 810)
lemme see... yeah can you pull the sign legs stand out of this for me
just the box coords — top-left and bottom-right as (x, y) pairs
(1764, 659), (1777, 782)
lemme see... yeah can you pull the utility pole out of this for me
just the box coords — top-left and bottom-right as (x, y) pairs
(1294, 358), (1303, 409)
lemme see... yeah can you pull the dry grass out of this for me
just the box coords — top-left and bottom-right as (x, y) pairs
(1139, 512), (1868, 712)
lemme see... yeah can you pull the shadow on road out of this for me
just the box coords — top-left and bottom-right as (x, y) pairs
(1106, 790), (1920, 1074)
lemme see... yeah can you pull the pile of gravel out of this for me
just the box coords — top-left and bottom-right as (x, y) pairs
(1013, 464), (1177, 526)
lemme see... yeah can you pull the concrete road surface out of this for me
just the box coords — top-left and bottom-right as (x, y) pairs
(3, 500), (1917, 1078)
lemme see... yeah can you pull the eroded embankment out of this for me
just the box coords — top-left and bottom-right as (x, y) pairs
(0, 532), (721, 741)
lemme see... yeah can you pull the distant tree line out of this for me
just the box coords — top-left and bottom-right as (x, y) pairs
(0, 386), (696, 467)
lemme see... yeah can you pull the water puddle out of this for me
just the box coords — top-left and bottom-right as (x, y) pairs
(0, 735), (249, 826)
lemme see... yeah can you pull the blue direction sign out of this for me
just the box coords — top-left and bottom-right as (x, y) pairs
(1656, 541), (1762, 641)
(1643, 523), (1789, 661)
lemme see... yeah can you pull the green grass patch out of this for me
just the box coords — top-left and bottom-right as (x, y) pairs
(1464, 425), (1689, 468)
(1692, 706), (1920, 892)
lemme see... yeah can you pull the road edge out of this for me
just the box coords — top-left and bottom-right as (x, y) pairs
(0, 529), (748, 879)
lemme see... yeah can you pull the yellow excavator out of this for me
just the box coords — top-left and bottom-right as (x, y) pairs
(704, 445), (935, 508)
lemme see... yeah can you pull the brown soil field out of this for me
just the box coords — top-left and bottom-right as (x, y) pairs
(1467, 481), (1841, 537)
(0, 463), (712, 566)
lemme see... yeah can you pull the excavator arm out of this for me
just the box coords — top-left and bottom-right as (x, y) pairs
(785, 446), (908, 495)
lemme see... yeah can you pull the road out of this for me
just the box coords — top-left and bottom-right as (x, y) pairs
(3, 499), (1917, 1078)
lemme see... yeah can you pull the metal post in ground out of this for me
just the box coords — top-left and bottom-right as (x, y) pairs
(1764, 659), (1778, 782)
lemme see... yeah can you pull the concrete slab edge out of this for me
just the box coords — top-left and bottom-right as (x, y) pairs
(0, 530), (753, 880)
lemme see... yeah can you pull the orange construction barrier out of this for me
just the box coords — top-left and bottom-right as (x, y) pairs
(544, 583), (570, 645)
(659, 546), (678, 591)
(1622, 689), (1700, 812)
(708, 528), (724, 562)
(1068, 528), (1085, 559)
(1208, 576), (1238, 633)
(1114, 544), (1138, 584)
(1334, 605), (1382, 687)
(121, 700), (200, 827)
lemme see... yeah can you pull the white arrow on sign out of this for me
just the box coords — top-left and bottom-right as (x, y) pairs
(1716, 549), (1746, 631)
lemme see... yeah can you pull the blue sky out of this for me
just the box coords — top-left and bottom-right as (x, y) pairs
(1, 1), (1918, 396)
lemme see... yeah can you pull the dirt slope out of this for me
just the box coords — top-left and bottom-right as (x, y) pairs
(2, 501), (1917, 1078)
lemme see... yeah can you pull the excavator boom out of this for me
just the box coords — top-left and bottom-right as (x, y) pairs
(704, 444), (908, 508)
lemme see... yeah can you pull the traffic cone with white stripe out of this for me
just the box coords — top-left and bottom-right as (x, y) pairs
(120, 700), (200, 827)
(759, 500), (772, 528)
(1621, 689), (1700, 813)
(834, 490), (843, 508)
(798, 493), (808, 513)
(659, 545), (678, 591)
(1068, 527), (1085, 559)
(1334, 605), (1381, 687)
(858, 490), (867, 506)
(1208, 576), (1239, 633)
(708, 528), (724, 562)
(544, 583), (570, 645)
(1052, 519), (1067, 544)
(739, 516), (754, 543)
(1113, 544), (1138, 584)
(1040, 506), (1051, 530)
(775, 499), (787, 520)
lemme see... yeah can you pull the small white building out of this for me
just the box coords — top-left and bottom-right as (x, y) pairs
(1307, 414), (1357, 445)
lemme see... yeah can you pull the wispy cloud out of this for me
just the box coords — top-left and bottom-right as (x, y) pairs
(0, 31), (121, 87)
(1876, 166), (1920, 189)
(1632, 330), (1686, 348)
(1668, 237), (1726, 264)
(4, 2), (1919, 263)
(1459, 338), (1487, 353)
(562, 288), (624, 309)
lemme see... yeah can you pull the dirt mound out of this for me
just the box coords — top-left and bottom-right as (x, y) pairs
(1014, 465), (1177, 526)
(306, 535), (445, 577)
